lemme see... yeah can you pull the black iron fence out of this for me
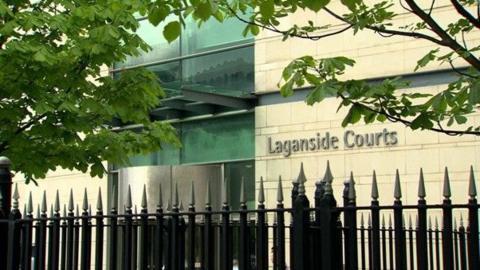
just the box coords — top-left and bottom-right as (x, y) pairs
(0, 162), (480, 270)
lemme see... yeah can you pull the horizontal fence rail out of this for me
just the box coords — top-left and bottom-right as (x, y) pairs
(0, 162), (480, 270)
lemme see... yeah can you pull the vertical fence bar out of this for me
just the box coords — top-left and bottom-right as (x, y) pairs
(442, 168), (454, 270)
(393, 171), (406, 270)
(360, 215), (366, 270)
(178, 203), (186, 270)
(313, 176), (324, 270)
(388, 216), (394, 270)
(202, 180), (213, 270)
(434, 218), (441, 270)
(318, 162), (339, 270)
(60, 206), (67, 270)
(290, 177), (298, 270)
(276, 177), (285, 270)
(417, 169), (428, 270)
(66, 191), (75, 270)
(368, 215), (373, 270)
(6, 184), (21, 270)
(170, 184), (180, 270)
(95, 189), (104, 270)
(109, 190), (118, 270)
(132, 207), (138, 270)
(139, 186), (149, 270)
(155, 184), (164, 270)
(0, 157), (12, 270)
(344, 173), (358, 270)
(187, 182), (196, 270)
(239, 179), (249, 270)
(381, 216), (387, 270)
(221, 179), (232, 270)
(48, 192), (61, 270)
(459, 216), (467, 270)
(428, 218), (433, 270)
(256, 177), (268, 270)
(123, 187), (133, 270)
(467, 166), (480, 270)
(23, 193), (34, 270)
(408, 217), (414, 270)
(370, 171), (381, 270)
(454, 219), (459, 270)
(37, 193), (48, 270)
(80, 191), (91, 270)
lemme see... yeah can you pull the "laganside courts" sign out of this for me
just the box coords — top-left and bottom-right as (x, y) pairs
(267, 128), (398, 157)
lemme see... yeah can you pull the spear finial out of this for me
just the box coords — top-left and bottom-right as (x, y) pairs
(443, 167), (451, 199)
(418, 168), (426, 199)
(12, 183), (19, 210)
(126, 185), (132, 210)
(469, 166), (477, 199)
(240, 177), (246, 205)
(27, 192), (33, 215)
(97, 188), (103, 211)
(323, 161), (334, 194)
(348, 172), (356, 202)
(297, 163), (307, 195)
(173, 182), (179, 209)
(205, 180), (211, 207)
(68, 189), (74, 212)
(157, 183), (163, 209)
(394, 169), (402, 200)
(190, 181), (195, 207)
(82, 188), (88, 211)
(371, 170), (379, 200)
(141, 184), (147, 209)
(41, 190), (47, 214)
(222, 178), (228, 206)
(54, 190), (60, 213)
(258, 177), (265, 205)
(277, 176), (284, 204)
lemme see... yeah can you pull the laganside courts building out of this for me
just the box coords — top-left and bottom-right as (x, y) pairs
(15, 7), (480, 211)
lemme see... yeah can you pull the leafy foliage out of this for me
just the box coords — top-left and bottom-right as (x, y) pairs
(221, 0), (480, 136)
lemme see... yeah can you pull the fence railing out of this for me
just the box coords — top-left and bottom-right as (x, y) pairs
(0, 161), (480, 270)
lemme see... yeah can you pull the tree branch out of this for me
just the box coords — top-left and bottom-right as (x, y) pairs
(404, 0), (480, 70)
(450, 0), (480, 29)
(338, 94), (480, 136)
(322, 7), (448, 46)
(226, 5), (353, 40)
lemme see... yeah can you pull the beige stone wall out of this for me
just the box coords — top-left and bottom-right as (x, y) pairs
(255, 2), (480, 93)
(254, 2), (480, 208)
(255, 88), (480, 208)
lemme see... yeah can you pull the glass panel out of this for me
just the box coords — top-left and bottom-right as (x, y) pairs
(225, 161), (255, 210)
(116, 17), (180, 68)
(182, 46), (254, 97)
(180, 113), (254, 164)
(182, 16), (253, 55)
(146, 61), (182, 96)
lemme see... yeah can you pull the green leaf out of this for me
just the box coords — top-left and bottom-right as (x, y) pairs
(163, 21), (181, 43)
(455, 115), (468, 124)
(415, 49), (439, 71)
(341, 0), (359, 10)
(148, 5), (170, 26)
(194, 1), (213, 21)
(304, 0), (330, 12)
(469, 80), (480, 104)
(260, 0), (275, 19)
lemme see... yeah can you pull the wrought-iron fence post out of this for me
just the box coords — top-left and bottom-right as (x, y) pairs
(370, 171), (381, 270)
(417, 170), (428, 270)
(393, 170), (406, 270)
(344, 173), (358, 270)
(318, 162), (340, 270)
(442, 168), (454, 270)
(0, 157), (12, 270)
(6, 184), (21, 270)
(292, 164), (310, 270)
(467, 167), (480, 270)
